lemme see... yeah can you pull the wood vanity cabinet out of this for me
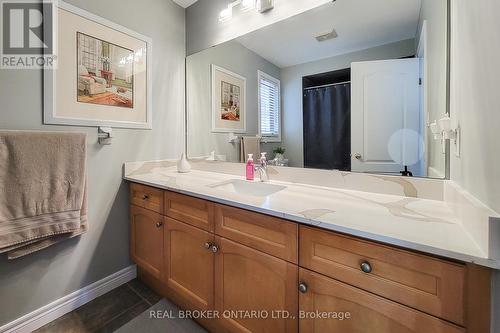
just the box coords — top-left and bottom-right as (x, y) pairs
(128, 183), (491, 333)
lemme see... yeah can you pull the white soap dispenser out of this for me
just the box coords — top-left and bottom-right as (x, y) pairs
(177, 153), (191, 173)
(260, 152), (267, 164)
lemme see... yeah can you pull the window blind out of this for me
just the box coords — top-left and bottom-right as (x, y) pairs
(259, 72), (280, 139)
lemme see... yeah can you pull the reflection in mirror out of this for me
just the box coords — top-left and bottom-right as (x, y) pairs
(187, 0), (448, 178)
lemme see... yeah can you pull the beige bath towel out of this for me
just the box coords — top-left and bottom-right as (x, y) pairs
(240, 136), (261, 163)
(0, 131), (87, 259)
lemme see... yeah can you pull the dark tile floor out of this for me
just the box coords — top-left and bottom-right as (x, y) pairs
(34, 279), (162, 333)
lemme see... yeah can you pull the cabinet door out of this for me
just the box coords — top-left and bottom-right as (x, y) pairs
(298, 268), (464, 333)
(164, 217), (215, 311)
(215, 237), (298, 333)
(130, 205), (164, 279)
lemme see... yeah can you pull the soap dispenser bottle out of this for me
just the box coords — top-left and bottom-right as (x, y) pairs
(246, 154), (254, 181)
(177, 153), (191, 173)
(260, 152), (267, 164)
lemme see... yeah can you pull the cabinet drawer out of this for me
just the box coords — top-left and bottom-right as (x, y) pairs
(300, 226), (465, 325)
(299, 268), (464, 333)
(215, 204), (298, 263)
(130, 183), (164, 214)
(165, 191), (214, 232)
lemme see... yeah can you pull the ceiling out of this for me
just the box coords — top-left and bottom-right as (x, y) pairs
(172, 0), (198, 8)
(236, 0), (423, 68)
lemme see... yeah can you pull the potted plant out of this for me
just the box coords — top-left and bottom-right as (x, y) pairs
(273, 147), (286, 161)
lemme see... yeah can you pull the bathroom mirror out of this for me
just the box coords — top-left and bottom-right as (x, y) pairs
(186, 0), (449, 178)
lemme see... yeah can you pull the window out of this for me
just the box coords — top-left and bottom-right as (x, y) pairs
(258, 71), (281, 142)
(78, 34), (98, 74)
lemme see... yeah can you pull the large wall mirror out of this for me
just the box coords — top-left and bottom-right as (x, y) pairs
(186, 0), (449, 179)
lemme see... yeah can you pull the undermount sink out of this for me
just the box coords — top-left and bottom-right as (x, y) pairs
(208, 179), (286, 197)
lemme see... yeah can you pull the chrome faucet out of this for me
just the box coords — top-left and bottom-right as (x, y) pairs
(254, 154), (269, 182)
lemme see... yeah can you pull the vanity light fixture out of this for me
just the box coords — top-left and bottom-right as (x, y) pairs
(429, 121), (441, 140)
(438, 115), (461, 157)
(438, 116), (455, 140)
(219, 0), (273, 23)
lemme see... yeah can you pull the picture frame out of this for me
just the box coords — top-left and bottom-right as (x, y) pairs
(211, 64), (246, 133)
(43, 1), (153, 129)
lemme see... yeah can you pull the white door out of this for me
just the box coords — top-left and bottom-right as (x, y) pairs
(351, 59), (421, 174)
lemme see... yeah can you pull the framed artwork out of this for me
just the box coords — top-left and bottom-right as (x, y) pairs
(211, 64), (246, 133)
(44, 1), (152, 129)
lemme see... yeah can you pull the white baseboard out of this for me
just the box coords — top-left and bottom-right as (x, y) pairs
(0, 265), (137, 333)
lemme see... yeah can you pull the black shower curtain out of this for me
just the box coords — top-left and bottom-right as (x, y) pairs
(303, 83), (351, 171)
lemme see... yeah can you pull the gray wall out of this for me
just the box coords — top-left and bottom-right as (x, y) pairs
(186, 0), (330, 55)
(0, 0), (185, 326)
(449, 0), (500, 215)
(280, 39), (416, 167)
(417, 0), (448, 178)
(186, 41), (281, 162)
(448, 1), (500, 330)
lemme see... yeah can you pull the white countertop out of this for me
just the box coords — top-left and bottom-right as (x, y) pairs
(124, 165), (500, 269)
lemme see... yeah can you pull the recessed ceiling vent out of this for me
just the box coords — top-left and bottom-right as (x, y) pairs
(315, 29), (338, 42)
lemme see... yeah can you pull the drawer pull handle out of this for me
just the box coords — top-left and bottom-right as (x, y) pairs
(155, 221), (163, 228)
(210, 244), (219, 253)
(204, 242), (212, 250)
(298, 282), (308, 294)
(360, 261), (372, 273)
(142, 194), (149, 200)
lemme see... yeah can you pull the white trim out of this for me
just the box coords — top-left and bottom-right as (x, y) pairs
(257, 70), (281, 143)
(43, 1), (153, 129)
(417, 20), (429, 176)
(0, 265), (137, 333)
(211, 64), (247, 133)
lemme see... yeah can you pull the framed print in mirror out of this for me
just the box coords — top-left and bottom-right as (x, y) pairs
(44, 1), (152, 129)
(211, 64), (246, 133)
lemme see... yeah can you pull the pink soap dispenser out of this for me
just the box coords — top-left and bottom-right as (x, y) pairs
(246, 154), (254, 181)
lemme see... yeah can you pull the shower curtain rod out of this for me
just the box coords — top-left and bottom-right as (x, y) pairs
(304, 80), (351, 90)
